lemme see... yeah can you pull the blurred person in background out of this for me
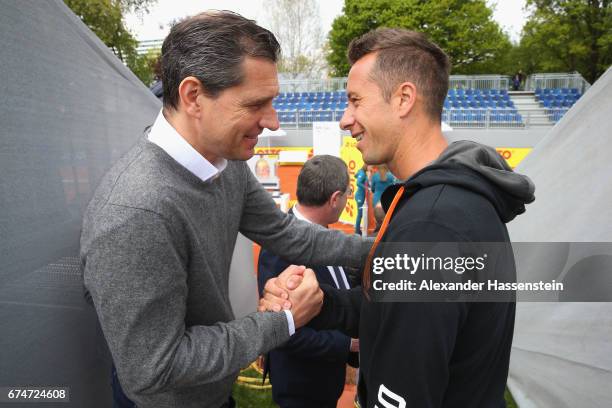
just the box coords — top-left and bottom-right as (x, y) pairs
(354, 163), (369, 235)
(370, 164), (397, 231)
(258, 155), (359, 408)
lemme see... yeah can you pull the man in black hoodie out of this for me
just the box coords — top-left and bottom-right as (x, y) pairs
(261, 28), (535, 407)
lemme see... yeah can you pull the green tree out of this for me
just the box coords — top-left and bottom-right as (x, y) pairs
(126, 48), (161, 86)
(64, 0), (158, 85)
(518, 0), (611, 83)
(264, 0), (326, 78)
(327, 0), (512, 76)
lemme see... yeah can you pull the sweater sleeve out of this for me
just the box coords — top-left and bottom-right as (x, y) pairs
(82, 204), (290, 398)
(239, 163), (372, 268)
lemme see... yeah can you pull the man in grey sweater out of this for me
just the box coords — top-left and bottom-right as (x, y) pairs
(80, 11), (370, 408)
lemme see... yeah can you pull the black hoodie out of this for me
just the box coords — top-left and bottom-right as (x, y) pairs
(310, 141), (535, 408)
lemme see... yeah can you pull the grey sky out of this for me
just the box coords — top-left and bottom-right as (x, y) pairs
(125, 0), (528, 44)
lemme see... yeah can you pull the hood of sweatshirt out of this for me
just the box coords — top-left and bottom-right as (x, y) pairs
(382, 140), (535, 223)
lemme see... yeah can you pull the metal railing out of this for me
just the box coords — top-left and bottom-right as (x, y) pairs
(276, 108), (539, 129)
(442, 108), (525, 128)
(279, 72), (591, 94)
(524, 73), (590, 93)
(277, 110), (344, 128)
(278, 78), (348, 93)
(449, 75), (510, 90)
(278, 76), (511, 93)
(543, 107), (571, 123)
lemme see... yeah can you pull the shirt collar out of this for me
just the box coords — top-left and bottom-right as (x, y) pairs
(291, 205), (311, 224)
(147, 109), (227, 183)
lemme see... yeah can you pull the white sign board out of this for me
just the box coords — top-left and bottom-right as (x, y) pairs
(278, 150), (309, 164)
(313, 121), (342, 157)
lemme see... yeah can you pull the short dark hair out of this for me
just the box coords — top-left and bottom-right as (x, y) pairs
(297, 155), (349, 207)
(161, 11), (281, 109)
(348, 28), (451, 121)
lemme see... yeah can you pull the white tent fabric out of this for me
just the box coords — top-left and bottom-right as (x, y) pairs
(1, 1), (160, 406)
(507, 66), (612, 407)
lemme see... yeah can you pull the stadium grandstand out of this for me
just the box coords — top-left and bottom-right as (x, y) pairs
(270, 73), (589, 129)
(140, 34), (590, 130)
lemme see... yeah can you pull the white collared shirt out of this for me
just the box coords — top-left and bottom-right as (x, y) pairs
(147, 109), (227, 182)
(292, 205), (350, 290)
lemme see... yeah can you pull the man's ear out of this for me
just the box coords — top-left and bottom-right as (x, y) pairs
(395, 81), (417, 118)
(177, 76), (206, 118)
(329, 190), (343, 208)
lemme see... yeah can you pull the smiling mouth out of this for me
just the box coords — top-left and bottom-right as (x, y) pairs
(354, 133), (364, 142)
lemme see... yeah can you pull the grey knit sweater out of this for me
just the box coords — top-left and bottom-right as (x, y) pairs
(80, 137), (370, 407)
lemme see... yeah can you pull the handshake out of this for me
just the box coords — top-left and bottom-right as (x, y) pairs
(258, 265), (324, 328)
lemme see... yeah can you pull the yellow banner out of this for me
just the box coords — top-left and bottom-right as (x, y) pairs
(340, 137), (364, 225)
(495, 148), (532, 169)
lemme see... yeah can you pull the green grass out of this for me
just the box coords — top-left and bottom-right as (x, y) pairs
(505, 387), (518, 408)
(233, 364), (278, 408)
(232, 383), (277, 408)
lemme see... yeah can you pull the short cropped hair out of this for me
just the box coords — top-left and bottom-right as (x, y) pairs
(297, 155), (349, 207)
(161, 11), (280, 109)
(348, 28), (451, 121)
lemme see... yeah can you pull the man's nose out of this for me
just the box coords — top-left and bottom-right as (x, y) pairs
(262, 107), (280, 131)
(339, 109), (354, 131)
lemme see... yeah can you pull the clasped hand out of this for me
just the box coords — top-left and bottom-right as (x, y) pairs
(258, 265), (323, 328)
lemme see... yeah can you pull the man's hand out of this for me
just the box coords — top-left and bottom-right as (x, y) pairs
(259, 265), (306, 312)
(286, 268), (323, 328)
(259, 265), (323, 328)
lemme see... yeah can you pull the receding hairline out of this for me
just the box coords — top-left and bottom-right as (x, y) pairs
(345, 52), (385, 96)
